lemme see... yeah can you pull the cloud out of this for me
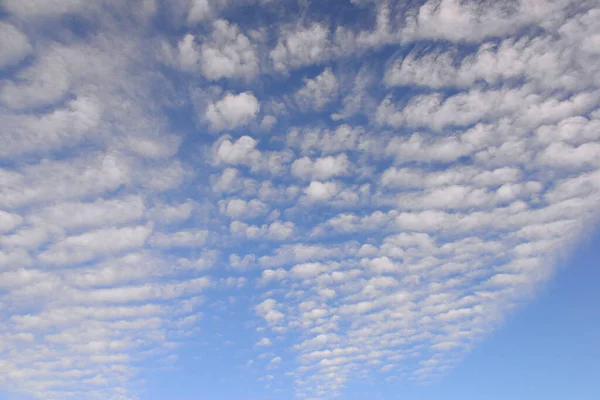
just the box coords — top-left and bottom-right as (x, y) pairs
(0, 22), (32, 69)
(205, 92), (260, 131)
(213, 135), (262, 168)
(1, 153), (131, 208)
(3, 0), (87, 19)
(38, 225), (153, 265)
(304, 181), (340, 201)
(1, 1), (600, 400)
(174, 33), (200, 71)
(0, 210), (23, 233)
(230, 220), (295, 241)
(291, 153), (350, 181)
(199, 19), (259, 80)
(286, 125), (362, 155)
(400, 0), (571, 43)
(35, 196), (145, 230)
(218, 198), (268, 219)
(146, 200), (195, 224)
(186, 0), (232, 24)
(1, 96), (102, 158)
(148, 229), (209, 248)
(294, 68), (338, 110)
(270, 24), (330, 71)
(1, 48), (71, 109)
(256, 337), (272, 347)
(255, 299), (285, 326)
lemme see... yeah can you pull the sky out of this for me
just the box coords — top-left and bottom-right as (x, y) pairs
(0, 0), (599, 399)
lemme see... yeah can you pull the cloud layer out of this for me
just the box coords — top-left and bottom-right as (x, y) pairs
(0, 1), (599, 399)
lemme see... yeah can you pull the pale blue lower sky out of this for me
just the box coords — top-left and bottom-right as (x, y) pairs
(133, 227), (600, 400)
(3, 230), (598, 400)
(2, 232), (598, 400)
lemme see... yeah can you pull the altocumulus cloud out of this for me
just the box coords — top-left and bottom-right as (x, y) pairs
(0, 0), (600, 399)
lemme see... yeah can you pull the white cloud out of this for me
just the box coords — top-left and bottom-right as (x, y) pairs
(137, 160), (186, 191)
(1, 96), (102, 159)
(147, 200), (195, 224)
(304, 181), (340, 201)
(38, 225), (153, 265)
(199, 19), (259, 80)
(268, 356), (281, 367)
(3, 0), (86, 19)
(270, 24), (330, 71)
(295, 68), (338, 110)
(260, 115), (277, 131)
(1, 49), (71, 109)
(0, 210), (23, 233)
(148, 229), (209, 248)
(255, 299), (285, 326)
(230, 220), (295, 241)
(332, 66), (375, 121)
(35, 196), (145, 230)
(175, 34), (200, 71)
(400, 0), (570, 43)
(255, 337), (272, 347)
(290, 262), (328, 279)
(213, 135), (261, 168)
(186, 0), (234, 24)
(286, 125), (362, 155)
(0, 22), (32, 69)
(260, 268), (287, 284)
(219, 198), (269, 219)
(69, 277), (211, 304)
(291, 154), (350, 181)
(205, 92), (260, 131)
(1, 152), (131, 208)
(187, 0), (213, 23)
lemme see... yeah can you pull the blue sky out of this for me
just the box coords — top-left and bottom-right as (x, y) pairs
(1, 0), (600, 399)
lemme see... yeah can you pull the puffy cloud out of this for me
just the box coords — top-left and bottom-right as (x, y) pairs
(148, 229), (209, 248)
(1, 49), (71, 109)
(199, 19), (259, 80)
(294, 68), (338, 110)
(205, 92), (260, 131)
(219, 198), (268, 219)
(270, 24), (330, 71)
(286, 125), (362, 155)
(291, 153), (350, 181)
(187, 0), (214, 23)
(255, 299), (285, 326)
(35, 196), (145, 230)
(213, 135), (261, 168)
(290, 262), (328, 279)
(175, 33), (200, 71)
(304, 181), (340, 201)
(0, 96), (102, 159)
(255, 337), (272, 347)
(230, 220), (295, 241)
(0, 22), (32, 69)
(38, 225), (153, 265)
(1, 152), (131, 208)
(260, 268), (287, 284)
(259, 115), (277, 131)
(268, 356), (281, 368)
(400, 0), (570, 43)
(2, 0), (86, 19)
(0, 210), (23, 233)
(146, 200), (195, 224)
